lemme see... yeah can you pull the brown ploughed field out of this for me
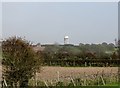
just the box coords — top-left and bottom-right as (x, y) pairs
(36, 66), (118, 82)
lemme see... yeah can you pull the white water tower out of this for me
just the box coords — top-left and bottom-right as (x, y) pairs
(64, 36), (69, 44)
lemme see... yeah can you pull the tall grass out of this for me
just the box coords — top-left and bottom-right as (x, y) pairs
(28, 71), (118, 87)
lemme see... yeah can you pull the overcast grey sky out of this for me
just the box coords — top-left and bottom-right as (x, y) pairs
(2, 2), (118, 44)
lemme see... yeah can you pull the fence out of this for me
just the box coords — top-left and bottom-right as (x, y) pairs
(29, 70), (118, 86)
(43, 59), (120, 67)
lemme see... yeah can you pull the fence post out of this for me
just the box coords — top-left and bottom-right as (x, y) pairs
(73, 60), (75, 66)
(50, 61), (51, 66)
(43, 80), (49, 88)
(57, 71), (60, 82)
(96, 71), (99, 86)
(100, 76), (105, 85)
(85, 62), (87, 67)
(35, 72), (37, 86)
(50, 80), (53, 86)
(84, 72), (87, 86)
(110, 69), (112, 84)
(70, 75), (76, 86)
(3, 78), (7, 87)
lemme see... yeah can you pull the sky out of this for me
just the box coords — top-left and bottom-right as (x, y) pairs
(0, 2), (2, 39)
(119, 2), (120, 41)
(2, 2), (118, 45)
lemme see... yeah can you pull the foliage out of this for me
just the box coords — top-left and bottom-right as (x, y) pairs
(2, 36), (42, 87)
(41, 43), (118, 67)
(43, 43), (116, 60)
(28, 74), (118, 87)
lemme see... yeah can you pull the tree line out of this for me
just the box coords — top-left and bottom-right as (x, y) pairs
(40, 43), (119, 66)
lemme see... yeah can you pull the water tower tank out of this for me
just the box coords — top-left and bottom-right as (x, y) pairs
(64, 36), (69, 44)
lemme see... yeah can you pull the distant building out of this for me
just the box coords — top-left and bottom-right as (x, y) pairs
(33, 43), (45, 52)
(64, 36), (69, 44)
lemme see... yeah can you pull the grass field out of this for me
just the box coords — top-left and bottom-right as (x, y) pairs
(29, 66), (118, 86)
(1, 65), (119, 86)
(37, 66), (118, 81)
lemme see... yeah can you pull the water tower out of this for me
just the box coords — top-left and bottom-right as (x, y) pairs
(64, 36), (69, 44)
